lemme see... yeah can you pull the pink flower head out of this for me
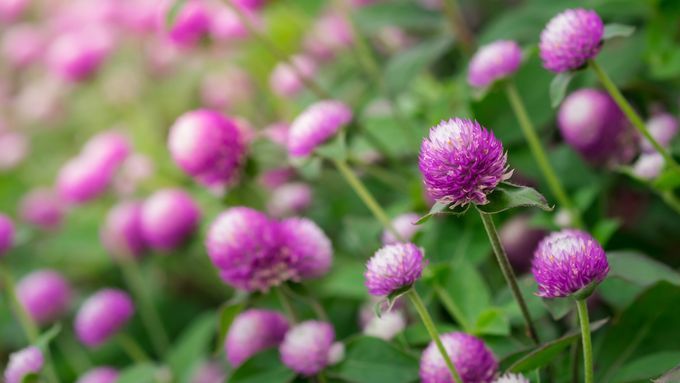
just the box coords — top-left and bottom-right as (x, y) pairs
(268, 183), (313, 217)
(20, 188), (64, 231)
(17, 270), (72, 325)
(539, 9), (604, 73)
(225, 309), (289, 367)
(82, 130), (131, 171)
(262, 122), (290, 147)
(258, 167), (295, 188)
(74, 289), (134, 347)
(101, 200), (147, 259)
(140, 188), (200, 251)
(287, 100), (353, 157)
(642, 113), (678, 153)
(200, 68), (253, 110)
(2, 24), (44, 68)
(270, 55), (317, 97)
(0, 131), (29, 170)
(47, 26), (114, 82)
(209, 2), (257, 42)
(468, 40), (522, 88)
(159, 0), (211, 47)
(0, 0), (29, 22)
(56, 155), (115, 204)
(381, 213), (420, 245)
(278, 217), (333, 279)
(4, 347), (44, 383)
(304, 12), (353, 61)
(420, 332), (498, 383)
(365, 243), (424, 296)
(76, 367), (119, 383)
(0, 213), (15, 257)
(280, 321), (336, 376)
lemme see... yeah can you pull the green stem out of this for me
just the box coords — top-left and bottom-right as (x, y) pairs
(407, 290), (463, 383)
(441, 0), (475, 55)
(117, 333), (151, 364)
(660, 191), (680, 215)
(281, 284), (329, 322)
(433, 284), (472, 333)
(317, 371), (328, 383)
(589, 59), (679, 172)
(505, 81), (584, 229)
(576, 299), (594, 383)
(57, 336), (91, 375)
(275, 286), (298, 323)
(477, 211), (540, 345)
(118, 256), (170, 358)
(332, 159), (404, 242)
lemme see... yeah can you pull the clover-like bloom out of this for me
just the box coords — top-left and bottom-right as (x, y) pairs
(0, 213), (15, 257)
(82, 130), (131, 170)
(74, 289), (135, 347)
(468, 40), (522, 88)
(642, 113), (678, 153)
(494, 373), (530, 383)
(140, 189), (200, 251)
(76, 367), (119, 383)
(20, 188), (64, 231)
(57, 155), (116, 204)
(17, 270), (71, 325)
(270, 55), (317, 98)
(4, 347), (44, 383)
(225, 309), (289, 367)
(159, 0), (211, 47)
(419, 118), (511, 206)
(46, 27), (113, 82)
(632, 153), (664, 180)
(420, 332), (498, 383)
(532, 229), (609, 298)
(280, 321), (338, 376)
(168, 109), (245, 188)
(365, 243), (424, 296)
(382, 213), (421, 246)
(278, 217), (333, 279)
(288, 100), (352, 157)
(101, 200), (147, 259)
(539, 9), (604, 73)
(267, 182), (312, 218)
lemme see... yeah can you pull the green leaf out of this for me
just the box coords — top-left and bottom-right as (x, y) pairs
(549, 71), (576, 108)
(165, 0), (187, 29)
(385, 36), (453, 95)
(472, 308), (510, 336)
(354, 3), (443, 33)
(167, 313), (216, 381)
(215, 300), (247, 355)
(35, 323), (62, 350)
(416, 202), (469, 225)
(230, 349), (295, 383)
(603, 23), (636, 40)
(317, 259), (368, 300)
(476, 183), (552, 214)
(541, 297), (573, 321)
(611, 351), (680, 383)
(592, 218), (621, 246)
(315, 132), (347, 162)
(607, 251), (680, 287)
(652, 167), (680, 190)
(21, 373), (40, 383)
(332, 336), (420, 383)
(116, 363), (158, 383)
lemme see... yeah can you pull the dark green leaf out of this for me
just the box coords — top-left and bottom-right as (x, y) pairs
(385, 36), (453, 95)
(167, 313), (215, 380)
(611, 351), (680, 383)
(549, 71), (576, 108)
(603, 24), (636, 40)
(215, 300), (247, 355)
(592, 218), (621, 246)
(21, 373), (39, 383)
(476, 183), (552, 214)
(416, 202), (468, 225)
(354, 3), (443, 33)
(165, 0), (187, 29)
(332, 336), (420, 383)
(116, 363), (158, 383)
(652, 167), (680, 190)
(472, 307), (510, 336)
(35, 323), (62, 350)
(315, 132), (347, 162)
(607, 251), (680, 287)
(230, 349), (295, 383)
(317, 259), (368, 300)
(654, 364), (680, 383)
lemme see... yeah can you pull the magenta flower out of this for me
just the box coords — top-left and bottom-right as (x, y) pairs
(280, 321), (338, 376)
(468, 40), (522, 88)
(200, 68), (253, 110)
(420, 332), (498, 383)
(632, 153), (664, 180)
(365, 243), (424, 296)
(419, 118), (512, 206)
(74, 288), (135, 347)
(76, 367), (119, 383)
(82, 130), (131, 170)
(268, 183), (313, 217)
(57, 156), (115, 204)
(642, 113), (678, 153)
(539, 9), (604, 73)
(361, 308), (407, 340)
(20, 188), (64, 231)
(209, 3), (257, 42)
(259, 167), (295, 188)
(17, 270), (72, 325)
(159, 0), (211, 47)
(225, 309), (289, 367)
(532, 229), (609, 298)
(101, 200), (147, 259)
(168, 109), (245, 188)
(288, 100), (353, 157)
(0, 0), (29, 22)
(304, 12), (353, 61)
(381, 212), (421, 245)
(46, 27), (114, 82)
(278, 217), (333, 279)
(4, 347), (44, 383)
(270, 55), (317, 98)
(140, 189), (200, 251)
(1, 24), (44, 68)
(0, 213), (15, 257)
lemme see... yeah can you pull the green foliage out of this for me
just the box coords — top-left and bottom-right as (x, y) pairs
(230, 349), (295, 383)
(331, 336), (420, 383)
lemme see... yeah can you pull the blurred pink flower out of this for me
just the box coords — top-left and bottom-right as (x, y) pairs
(0, 132), (29, 170)
(2, 24), (44, 68)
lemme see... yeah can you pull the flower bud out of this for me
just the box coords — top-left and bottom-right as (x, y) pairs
(101, 201), (147, 259)
(17, 270), (72, 325)
(225, 309), (289, 367)
(468, 40), (522, 88)
(140, 189), (200, 251)
(270, 55), (317, 98)
(74, 288), (135, 347)
(287, 100), (352, 157)
(420, 332), (498, 383)
(381, 213), (420, 246)
(76, 367), (119, 383)
(539, 9), (604, 73)
(280, 321), (337, 376)
(365, 243), (424, 296)
(20, 188), (64, 231)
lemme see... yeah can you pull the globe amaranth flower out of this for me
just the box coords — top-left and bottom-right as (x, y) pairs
(158, 0), (211, 47)
(267, 182), (313, 218)
(642, 113), (678, 153)
(209, 2), (258, 42)
(278, 217), (333, 279)
(225, 309), (289, 367)
(82, 130), (131, 170)
(419, 118), (512, 206)
(365, 243), (424, 296)
(259, 167), (295, 188)
(2, 24), (44, 68)
(499, 215), (546, 272)
(74, 288), (135, 347)
(420, 332), (498, 383)
(362, 309), (407, 340)
(4, 346), (44, 383)
(0, 213), (15, 257)
(539, 9), (604, 73)
(303, 12), (353, 61)
(17, 270), (72, 325)
(558, 89), (634, 165)
(76, 367), (119, 383)
(468, 40), (522, 88)
(168, 109), (245, 188)
(494, 373), (530, 383)
(46, 26), (114, 82)
(381, 212), (421, 245)
(20, 188), (64, 231)
(140, 188), (200, 251)
(532, 229), (609, 298)
(288, 100), (353, 157)
(632, 152), (664, 180)
(270, 55), (317, 98)
(280, 321), (343, 376)
(56, 155), (115, 204)
(101, 200), (147, 259)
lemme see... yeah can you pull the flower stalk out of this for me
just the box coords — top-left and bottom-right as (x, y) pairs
(576, 299), (594, 383)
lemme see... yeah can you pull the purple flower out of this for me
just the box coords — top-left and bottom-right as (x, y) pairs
(303, 12), (353, 61)
(278, 217), (333, 279)
(0, 213), (15, 257)
(280, 321), (336, 376)
(2, 24), (44, 68)
(140, 189), (200, 251)
(288, 100), (353, 157)
(558, 89), (634, 165)
(267, 182), (313, 218)
(642, 113), (678, 153)
(101, 200), (147, 259)
(225, 309), (289, 367)
(56, 155), (115, 204)
(499, 215), (546, 273)
(532, 229), (609, 298)
(365, 243), (424, 296)
(468, 40), (522, 88)
(17, 270), (72, 325)
(82, 130), (131, 170)
(419, 118), (512, 206)
(382, 212), (421, 245)
(74, 288), (135, 347)
(420, 332), (498, 383)
(159, 0), (211, 47)
(539, 9), (604, 73)
(76, 367), (119, 383)
(46, 27), (114, 82)
(20, 188), (64, 231)
(4, 346), (44, 383)
(632, 153), (664, 180)
(168, 109), (245, 188)
(270, 55), (317, 98)
(494, 373), (529, 383)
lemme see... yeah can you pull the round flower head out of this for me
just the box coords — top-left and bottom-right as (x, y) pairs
(0, 0), (29, 22)
(278, 217), (333, 279)
(539, 9), (604, 73)
(47, 27), (114, 82)
(20, 188), (64, 231)
(362, 309), (407, 340)
(101, 200), (147, 259)
(288, 100), (353, 157)
(382, 212), (420, 245)
(74, 288), (134, 347)
(532, 229), (609, 298)
(2, 24), (44, 68)
(206, 207), (290, 291)
(159, 0), (211, 47)
(270, 55), (317, 97)
(225, 309), (290, 367)
(82, 130), (131, 170)
(557, 89), (632, 165)
(17, 270), (71, 325)
(280, 321), (336, 376)
(468, 40), (522, 88)
(632, 153), (664, 181)
(268, 182), (313, 217)
(494, 373), (530, 383)
(76, 367), (119, 383)
(420, 332), (498, 383)
(56, 155), (115, 204)
(0, 213), (15, 257)
(642, 113), (678, 153)
(4, 347), (44, 383)
(419, 118), (512, 206)
(140, 188), (200, 251)
(168, 109), (245, 187)
(365, 243), (424, 296)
